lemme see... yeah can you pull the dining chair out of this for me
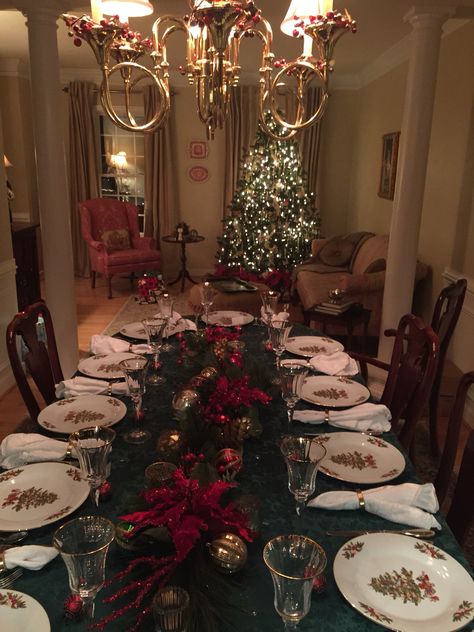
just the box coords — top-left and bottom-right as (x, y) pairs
(351, 313), (439, 452)
(6, 301), (63, 423)
(446, 427), (474, 546)
(434, 371), (474, 507)
(78, 198), (161, 299)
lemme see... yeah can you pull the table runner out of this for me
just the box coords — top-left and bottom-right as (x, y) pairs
(13, 323), (474, 631)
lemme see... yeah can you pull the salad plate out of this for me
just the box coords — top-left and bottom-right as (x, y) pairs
(285, 335), (344, 357)
(317, 432), (405, 484)
(78, 351), (141, 379)
(37, 394), (126, 434)
(0, 590), (50, 631)
(334, 533), (474, 631)
(300, 375), (369, 408)
(0, 462), (89, 531)
(202, 310), (254, 327)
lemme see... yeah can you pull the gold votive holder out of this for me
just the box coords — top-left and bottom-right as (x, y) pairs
(144, 461), (177, 489)
(152, 585), (190, 632)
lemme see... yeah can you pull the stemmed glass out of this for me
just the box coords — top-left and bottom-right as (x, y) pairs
(157, 293), (174, 353)
(280, 436), (326, 518)
(201, 281), (215, 325)
(142, 317), (167, 385)
(263, 534), (327, 631)
(269, 320), (292, 370)
(53, 515), (115, 624)
(279, 362), (308, 429)
(69, 426), (116, 507)
(119, 356), (151, 444)
(260, 290), (280, 344)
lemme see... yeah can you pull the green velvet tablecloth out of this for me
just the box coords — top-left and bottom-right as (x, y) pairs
(13, 323), (474, 631)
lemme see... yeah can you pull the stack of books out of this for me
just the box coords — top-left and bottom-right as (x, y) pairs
(313, 299), (355, 315)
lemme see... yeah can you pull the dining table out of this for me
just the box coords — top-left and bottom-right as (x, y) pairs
(5, 320), (474, 631)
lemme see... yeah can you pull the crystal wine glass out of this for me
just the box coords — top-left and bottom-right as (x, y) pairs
(53, 515), (115, 624)
(69, 426), (116, 507)
(119, 356), (150, 444)
(201, 281), (215, 325)
(157, 293), (175, 353)
(260, 290), (280, 345)
(269, 320), (292, 370)
(279, 362), (308, 429)
(263, 534), (327, 631)
(280, 436), (327, 517)
(142, 317), (167, 385)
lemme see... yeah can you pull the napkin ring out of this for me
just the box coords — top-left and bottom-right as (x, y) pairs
(356, 489), (365, 510)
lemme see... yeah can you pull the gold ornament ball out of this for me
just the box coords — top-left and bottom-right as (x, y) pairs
(200, 366), (218, 380)
(172, 388), (200, 411)
(208, 533), (247, 573)
(156, 430), (184, 461)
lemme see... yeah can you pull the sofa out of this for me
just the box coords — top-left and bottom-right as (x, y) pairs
(293, 233), (428, 337)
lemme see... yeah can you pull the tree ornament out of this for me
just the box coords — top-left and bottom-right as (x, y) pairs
(99, 481), (112, 501)
(156, 430), (184, 462)
(64, 594), (83, 619)
(312, 572), (327, 594)
(214, 448), (243, 479)
(172, 389), (200, 411)
(213, 339), (228, 361)
(208, 532), (248, 573)
(200, 366), (219, 380)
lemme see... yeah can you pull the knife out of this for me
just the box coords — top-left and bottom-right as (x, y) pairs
(326, 528), (435, 538)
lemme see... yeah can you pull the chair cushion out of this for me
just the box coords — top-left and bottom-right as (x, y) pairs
(106, 248), (161, 266)
(318, 237), (354, 267)
(101, 228), (131, 251)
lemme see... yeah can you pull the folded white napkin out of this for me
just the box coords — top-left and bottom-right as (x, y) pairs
(3, 545), (59, 570)
(0, 433), (71, 469)
(55, 376), (129, 399)
(90, 334), (151, 355)
(271, 312), (290, 325)
(308, 483), (442, 530)
(153, 311), (197, 334)
(293, 403), (392, 433)
(309, 351), (358, 376)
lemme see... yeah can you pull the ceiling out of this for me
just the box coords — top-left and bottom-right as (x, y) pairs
(0, 1), (468, 83)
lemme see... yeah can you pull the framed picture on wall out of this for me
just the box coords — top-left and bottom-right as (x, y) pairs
(378, 131), (400, 200)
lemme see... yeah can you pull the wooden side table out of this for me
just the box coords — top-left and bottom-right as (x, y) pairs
(162, 234), (204, 292)
(303, 304), (371, 352)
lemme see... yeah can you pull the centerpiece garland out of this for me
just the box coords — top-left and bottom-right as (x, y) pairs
(91, 326), (274, 631)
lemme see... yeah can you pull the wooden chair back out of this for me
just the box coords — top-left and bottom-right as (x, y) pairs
(435, 371), (474, 506)
(6, 301), (63, 422)
(446, 427), (474, 546)
(429, 279), (467, 458)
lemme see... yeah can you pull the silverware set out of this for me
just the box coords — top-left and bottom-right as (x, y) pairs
(0, 567), (23, 588)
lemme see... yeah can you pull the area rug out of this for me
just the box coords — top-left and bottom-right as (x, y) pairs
(102, 293), (194, 336)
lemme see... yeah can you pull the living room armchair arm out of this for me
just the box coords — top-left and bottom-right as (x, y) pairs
(132, 236), (155, 250)
(311, 238), (330, 257)
(349, 351), (391, 383)
(88, 239), (107, 252)
(339, 270), (386, 296)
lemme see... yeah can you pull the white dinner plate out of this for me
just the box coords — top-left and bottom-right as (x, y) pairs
(334, 533), (474, 631)
(120, 321), (148, 340)
(300, 375), (370, 408)
(285, 335), (344, 357)
(0, 590), (50, 631)
(0, 462), (89, 531)
(317, 432), (405, 484)
(37, 394), (127, 434)
(78, 351), (140, 379)
(201, 310), (254, 327)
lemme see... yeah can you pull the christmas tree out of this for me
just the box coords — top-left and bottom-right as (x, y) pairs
(218, 117), (320, 275)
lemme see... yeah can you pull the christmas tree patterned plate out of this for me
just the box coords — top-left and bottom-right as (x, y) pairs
(202, 310), (254, 327)
(333, 533), (474, 631)
(0, 462), (89, 531)
(285, 335), (344, 357)
(120, 321), (148, 340)
(78, 352), (141, 379)
(0, 590), (50, 631)
(317, 432), (405, 484)
(300, 375), (369, 408)
(37, 394), (127, 434)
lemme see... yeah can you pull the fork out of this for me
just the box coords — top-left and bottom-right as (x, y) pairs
(0, 568), (23, 588)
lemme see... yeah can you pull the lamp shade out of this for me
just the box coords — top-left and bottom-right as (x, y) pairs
(281, 0), (333, 36)
(110, 151), (128, 170)
(3, 155), (12, 168)
(101, 0), (154, 18)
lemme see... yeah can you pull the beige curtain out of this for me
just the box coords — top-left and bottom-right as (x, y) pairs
(299, 87), (323, 199)
(143, 86), (178, 277)
(68, 81), (99, 276)
(222, 85), (260, 216)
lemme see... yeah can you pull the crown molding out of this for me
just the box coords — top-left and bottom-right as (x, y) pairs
(0, 58), (29, 79)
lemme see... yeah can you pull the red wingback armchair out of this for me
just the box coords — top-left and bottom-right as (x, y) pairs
(78, 198), (161, 298)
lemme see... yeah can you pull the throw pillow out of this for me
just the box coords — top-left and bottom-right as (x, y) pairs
(101, 228), (131, 251)
(318, 237), (353, 267)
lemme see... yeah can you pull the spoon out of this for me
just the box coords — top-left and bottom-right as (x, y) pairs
(0, 531), (28, 545)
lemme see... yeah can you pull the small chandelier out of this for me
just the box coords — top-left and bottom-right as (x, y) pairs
(63, 1), (356, 140)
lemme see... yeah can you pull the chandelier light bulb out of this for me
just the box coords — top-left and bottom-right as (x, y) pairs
(100, 0), (154, 19)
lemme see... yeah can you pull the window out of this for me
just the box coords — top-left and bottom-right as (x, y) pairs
(98, 115), (145, 232)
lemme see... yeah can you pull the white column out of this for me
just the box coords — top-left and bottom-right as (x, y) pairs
(378, 7), (453, 359)
(24, 1), (79, 377)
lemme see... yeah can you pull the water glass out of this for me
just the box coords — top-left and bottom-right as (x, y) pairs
(152, 585), (190, 632)
(279, 362), (308, 428)
(53, 515), (115, 623)
(269, 320), (292, 370)
(142, 318), (167, 385)
(200, 281), (215, 324)
(119, 356), (150, 444)
(263, 534), (326, 630)
(260, 290), (280, 344)
(280, 436), (326, 517)
(157, 293), (175, 352)
(69, 426), (116, 507)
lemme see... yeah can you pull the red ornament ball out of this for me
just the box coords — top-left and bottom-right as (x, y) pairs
(312, 572), (327, 594)
(73, 38), (82, 47)
(99, 481), (112, 501)
(64, 594), (83, 619)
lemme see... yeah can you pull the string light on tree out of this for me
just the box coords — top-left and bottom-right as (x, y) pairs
(219, 116), (320, 274)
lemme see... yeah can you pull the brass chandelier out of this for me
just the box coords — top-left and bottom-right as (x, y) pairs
(63, 1), (356, 140)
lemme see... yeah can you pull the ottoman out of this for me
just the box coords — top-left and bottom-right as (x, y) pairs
(188, 281), (270, 317)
